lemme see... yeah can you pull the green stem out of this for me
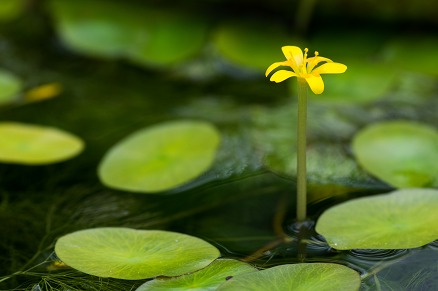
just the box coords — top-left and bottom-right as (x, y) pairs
(296, 78), (308, 222)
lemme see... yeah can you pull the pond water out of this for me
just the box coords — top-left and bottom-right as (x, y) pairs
(1, 1), (438, 290)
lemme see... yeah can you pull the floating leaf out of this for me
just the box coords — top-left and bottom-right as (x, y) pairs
(213, 21), (300, 72)
(49, 0), (142, 58)
(98, 120), (221, 193)
(55, 227), (220, 280)
(0, 122), (84, 165)
(352, 121), (438, 188)
(50, 0), (208, 66)
(216, 263), (360, 291)
(136, 259), (256, 291)
(0, 69), (22, 105)
(316, 188), (438, 250)
(128, 11), (209, 66)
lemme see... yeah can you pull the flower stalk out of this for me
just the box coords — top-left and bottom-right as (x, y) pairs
(266, 46), (347, 222)
(296, 78), (308, 221)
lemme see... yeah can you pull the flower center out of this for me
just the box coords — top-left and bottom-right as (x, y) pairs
(307, 50), (320, 73)
(300, 48), (309, 75)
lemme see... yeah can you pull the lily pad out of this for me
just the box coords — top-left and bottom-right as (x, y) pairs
(352, 121), (438, 188)
(0, 69), (22, 105)
(98, 120), (221, 193)
(49, 0), (143, 58)
(213, 20), (301, 72)
(128, 11), (209, 67)
(55, 227), (220, 280)
(0, 122), (84, 165)
(49, 0), (208, 66)
(136, 259), (256, 291)
(216, 263), (360, 291)
(315, 188), (438, 250)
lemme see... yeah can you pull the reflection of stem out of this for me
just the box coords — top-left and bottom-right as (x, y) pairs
(241, 237), (293, 263)
(243, 194), (292, 262)
(296, 79), (308, 222)
(295, 0), (318, 35)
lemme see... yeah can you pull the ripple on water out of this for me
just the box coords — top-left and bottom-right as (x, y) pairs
(348, 249), (409, 262)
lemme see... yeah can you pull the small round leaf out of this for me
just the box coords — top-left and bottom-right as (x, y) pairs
(0, 122), (84, 165)
(316, 188), (438, 250)
(136, 259), (256, 291)
(55, 227), (220, 280)
(216, 263), (360, 291)
(98, 120), (221, 193)
(352, 121), (438, 188)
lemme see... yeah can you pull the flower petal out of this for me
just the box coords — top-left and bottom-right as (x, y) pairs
(265, 61), (288, 77)
(270, 70), (298, 83)
(306, 56), (332, 72)
(305, 74), (324, 94)
(312, 62), (347, 75)
(281, 46), (303, 69)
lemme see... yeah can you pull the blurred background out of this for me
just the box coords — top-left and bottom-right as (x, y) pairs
(0, 0), (437, 290)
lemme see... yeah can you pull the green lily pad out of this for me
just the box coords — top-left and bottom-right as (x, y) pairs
(216, 263), (360, 291)
(98, 120), (221, 193)
(213, 20), (301, 72)
(49, 0), (208, 66)
(0, 122), (84, 165)
(49, 0), (143, 58)
(352, 121), (438, 188)
(55, 227), (220, 280)
(128, 11), (209, 67)
(313, 60), (397, 103)
(383, 36), (438, 76)
(316, 188), (438, 250)
(136, 259), (257, 291)
(0, 69), (22, 105)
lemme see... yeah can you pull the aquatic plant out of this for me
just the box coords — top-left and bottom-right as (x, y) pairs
(265, 46), (347, 221)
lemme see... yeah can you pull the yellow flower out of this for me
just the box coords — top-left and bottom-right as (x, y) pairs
(265, 46), (347, 94)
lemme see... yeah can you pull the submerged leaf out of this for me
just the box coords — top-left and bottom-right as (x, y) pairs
(352, 121), (438, 188)
(0, 122), (84, 165)
(216, 263), (360, 291)
(98, 120), (221, 193)
(316, 188), (438, 250)
(136, 259), (256, 290)
(55, 227), (220, 280)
